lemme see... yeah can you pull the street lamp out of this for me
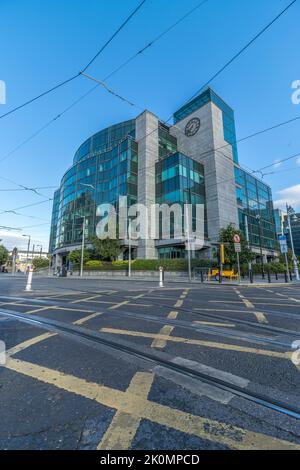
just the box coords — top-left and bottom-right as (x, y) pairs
(286, 205), (300, 281)
(255, 214), (265, 279)
(22, 234), (31, 265)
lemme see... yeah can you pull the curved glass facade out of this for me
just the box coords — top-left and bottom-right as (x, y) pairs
(51, 121), (138, 251)
(73, 120), (135, 164)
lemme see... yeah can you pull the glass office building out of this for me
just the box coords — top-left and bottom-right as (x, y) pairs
(236, 167), (277, 254)
(284, 211), (300, 256)
(50, 87), (278, 265)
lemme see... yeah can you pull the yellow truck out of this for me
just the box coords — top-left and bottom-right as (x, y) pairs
(208, 268), (239, 282)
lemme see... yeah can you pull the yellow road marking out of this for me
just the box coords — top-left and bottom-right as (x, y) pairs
(109, 300), (130, 310)
(7, 333), (56, 357)
(3, 359), (299, 450)
(151, 311), (178, 349)
(234, 290), (268, 325)
(37, 292), (85, 299)
(73, 312), (103, 325)
(194, 321), (236, 328)
(72, 294), (103, 304)
(151, 325), (175, 349)
(98, 372), (154, 450)
(168, 311), (179, 320)
(101, 327), (289, 360)
(131, 294), (145, 300)
(26, 306), (50, 315)
(254, 312), (269, 325)
(175, 299), (183, 308)
(5, 310), (103, 356)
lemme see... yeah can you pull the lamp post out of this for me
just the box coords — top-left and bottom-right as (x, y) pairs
(244, 214), (253, 280)
(78, 183), (96, 278)
(286, 205), (300, 281)
(128, 219), (132, 278)
(256, 214), (265, 279)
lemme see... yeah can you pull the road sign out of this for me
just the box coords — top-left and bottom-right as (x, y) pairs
(234, 243), (241, 253)
(280, 244), (288, 254)
(278, 235), (287, 242)
(233, 234), (241, 243)
(278, 235), (288, 254)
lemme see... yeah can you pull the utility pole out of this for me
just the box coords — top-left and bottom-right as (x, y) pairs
(256, 214), (265, 279)
(286, 204), (300, 281)
(244, 214), (253, 278)
(128, 219), (132, 278)
(185, 203), (192, 282)
(80, 216), (86, 278)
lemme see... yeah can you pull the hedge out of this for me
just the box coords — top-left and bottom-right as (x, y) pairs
(74, 259), (215, 272)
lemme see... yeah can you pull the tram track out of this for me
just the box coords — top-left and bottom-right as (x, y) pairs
(0, 294), (297, 349)
(1, 307), (300, 422)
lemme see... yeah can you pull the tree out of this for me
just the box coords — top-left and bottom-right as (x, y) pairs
(0, 245), (8, 266)
(68, 249), (91, 266)
(32, 257), (49, 270)
(219, 224), (255, 267)
(92, 236), (121, 261)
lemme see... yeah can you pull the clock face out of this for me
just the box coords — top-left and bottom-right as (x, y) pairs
(185, 117), (201, 137)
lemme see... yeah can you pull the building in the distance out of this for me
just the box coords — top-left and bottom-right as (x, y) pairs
(273, 208), (285, 236)
(49, 88), (278, 268)
(283, 209), (300, 257)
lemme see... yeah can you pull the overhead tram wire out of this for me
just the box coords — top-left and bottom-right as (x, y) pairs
(109, 0), (299, 179)
(103, 0), (211, 81)
(81, 0), (148, 74)
(0, 0), (210, 167)
(0, 0), (147, 121)
(0, 175), (56, 199)
(253, 150), (300, 175)
(1, 1), (296, 196)
(185, 0), (298, 103)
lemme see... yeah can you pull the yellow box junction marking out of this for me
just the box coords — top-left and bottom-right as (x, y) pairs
(98, 372), (154, 450)
(234, 289), (268, 325)
(100, 327), (291, 361)
(151, 311), (178, 349)
(3, 357), (299, 450)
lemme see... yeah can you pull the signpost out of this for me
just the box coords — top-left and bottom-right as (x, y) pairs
(278, 235), (290, 281)
(233, 235), (241, 283)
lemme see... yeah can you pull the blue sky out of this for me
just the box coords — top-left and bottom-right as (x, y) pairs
(0, 0), (299, 250)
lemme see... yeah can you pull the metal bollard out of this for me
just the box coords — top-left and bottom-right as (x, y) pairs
(249, 270), (253, 284)
(25, 266), (33, 292)
(200, 271), (204, 283)
(285, 271), (288, 283)
(159, 266), (164, 288)
(267, 270), (271, 284)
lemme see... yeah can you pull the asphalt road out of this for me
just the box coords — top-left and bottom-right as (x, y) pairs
(0, 273), (300, 450)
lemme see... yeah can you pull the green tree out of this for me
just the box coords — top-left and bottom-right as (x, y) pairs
(32, 257), (49, 270)
(219, 224), (255, 267)
(68, 249), (91, 266)
(92, 236), (121, 261)
(0, 245), (8, 266)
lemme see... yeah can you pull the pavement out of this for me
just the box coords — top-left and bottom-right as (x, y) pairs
(0, 273), (300, 450)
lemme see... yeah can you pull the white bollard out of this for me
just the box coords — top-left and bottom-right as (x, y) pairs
(159, 266), (164, 288)
(25, 266), (33, 292)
